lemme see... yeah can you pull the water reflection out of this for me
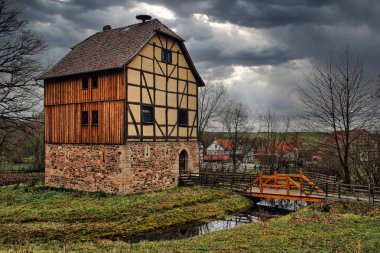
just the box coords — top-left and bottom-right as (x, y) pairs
(117, 199), (307, 243)
(257, 199), (309, 211)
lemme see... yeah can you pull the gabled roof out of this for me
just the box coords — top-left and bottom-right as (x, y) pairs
(318, 129), (370, 147)
(276, 141), (295, 154)
(40, 19), (205, 86)
(256, 141), (295, 155)
(216, 139), (232, 151)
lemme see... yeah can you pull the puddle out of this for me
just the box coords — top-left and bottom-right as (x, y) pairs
(115, 199), (308, 243)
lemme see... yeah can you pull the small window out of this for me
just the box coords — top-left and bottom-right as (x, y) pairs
(82, 111), (88, 126)
(82, 77), (88, 89)
(142, 106), (154, 124)
(92, 110), (98, 126)
(161, 49), (172, 64)
(91, 75), (98, 89)
(178, 109), (188, 127)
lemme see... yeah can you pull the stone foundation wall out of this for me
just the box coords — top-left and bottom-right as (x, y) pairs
(45, 142), (199, 194)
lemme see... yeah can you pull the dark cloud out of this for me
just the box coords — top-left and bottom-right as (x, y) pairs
(18, 0), (380, 117)
(191, 46), (293, 67)
(149, 0), (379, 29)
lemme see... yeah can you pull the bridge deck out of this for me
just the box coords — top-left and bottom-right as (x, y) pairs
(244, 187), (324, 202)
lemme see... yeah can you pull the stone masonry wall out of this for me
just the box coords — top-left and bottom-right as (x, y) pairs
(45, 142), (199, 194)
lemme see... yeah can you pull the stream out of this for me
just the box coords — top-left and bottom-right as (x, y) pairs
(116, 199), (308, 243)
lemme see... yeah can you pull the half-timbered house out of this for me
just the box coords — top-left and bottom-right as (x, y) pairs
(42, 17), (204, 194)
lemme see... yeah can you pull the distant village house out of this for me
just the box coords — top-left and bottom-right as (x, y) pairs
(315, 129), (380, 164)
(203, 139), (254, 163)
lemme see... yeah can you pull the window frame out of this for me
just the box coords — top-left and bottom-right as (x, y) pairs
(161, 49), (172, 64)
(92, 110), (98, 126)
(142, 105), (154, 125)
(178, 109), (188, 127)
(82, 111), (89, 126)
(82, 77), (88, 89)
(91, 75), (98, 89)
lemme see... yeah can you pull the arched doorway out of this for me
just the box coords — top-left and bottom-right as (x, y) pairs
(179, 150), (188, 174)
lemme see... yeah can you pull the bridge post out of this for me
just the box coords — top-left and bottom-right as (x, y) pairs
(300, 171), (303, 197)
(259, 171), (263, 193)
(338, 182), (341, 198)
(286, 174), (290, 195)
(274, 170), (278, 186)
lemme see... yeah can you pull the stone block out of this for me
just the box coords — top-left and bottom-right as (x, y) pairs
(45, 141), (199, 194)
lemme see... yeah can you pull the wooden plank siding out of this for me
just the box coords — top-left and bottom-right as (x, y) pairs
(44, 34), (200, 144)
(44, 69), (125, 144)
(44, 69), (125, 105)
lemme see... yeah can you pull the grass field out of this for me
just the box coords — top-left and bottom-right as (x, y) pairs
(0, 156), (36, 172)
(213, 131), (328, 148)
(0, 162), (33, 171)
(18, 201), (379, 253)
(0, 182), (251, 249)
(253, 132), (328, 147)
(2, 183), (378, 252)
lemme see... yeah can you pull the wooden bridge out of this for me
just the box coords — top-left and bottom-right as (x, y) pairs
(243, 171), (325, 202)
(180, 171), (380, 204)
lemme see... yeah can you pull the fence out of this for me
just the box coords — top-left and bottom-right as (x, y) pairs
(180, 171), (258, 190)
(322, 182), (380, 204)
(200, 162), (302, 175)
(180, 170), (379, 204)
(0, 172), (44, 186)
(0, 161), (44, 186)
(0, 162), (44, 174)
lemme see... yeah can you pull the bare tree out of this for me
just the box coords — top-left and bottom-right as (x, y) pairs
(259, 109), (278, 171)
(219, 99), (256, 173)
(259, 109), (292, 173)
(0, 0), (45, 155)
(298, 45), (377, 184)
(262, 109), (277, 154)
(198, 81), (226, 143)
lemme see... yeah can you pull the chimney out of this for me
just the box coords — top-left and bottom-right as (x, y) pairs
(103, 25), (112, 31)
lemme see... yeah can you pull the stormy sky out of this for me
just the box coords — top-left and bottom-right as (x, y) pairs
(20, 0), (380, 117)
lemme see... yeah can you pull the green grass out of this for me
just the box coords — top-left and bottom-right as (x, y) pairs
(249, 132), (328, 148)
(0, 162), (33, 171)
(208, 131), (328, 148)
(298, 132), (329, 148)
(0, 156), (36, 171)
(2, 183), (378, 253)
(0, 182), (251, 248)
(12, 201), (380, 252)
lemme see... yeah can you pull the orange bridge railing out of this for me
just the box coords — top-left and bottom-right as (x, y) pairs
(243, 171), (325, 202)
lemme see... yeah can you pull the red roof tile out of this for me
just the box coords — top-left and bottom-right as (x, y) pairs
(216, 139), (232, 151)
(256, 141), (295, 155)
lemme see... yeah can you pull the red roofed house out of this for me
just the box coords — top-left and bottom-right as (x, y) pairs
(316, 129), (380, 163)
(203, 139), (249, 162)
(255, 141), (297, 163)
(203, 139), (232, 161)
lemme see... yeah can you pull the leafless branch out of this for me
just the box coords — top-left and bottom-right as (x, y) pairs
(0, 0), (45, 153)
(297, 45), (377, 183)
